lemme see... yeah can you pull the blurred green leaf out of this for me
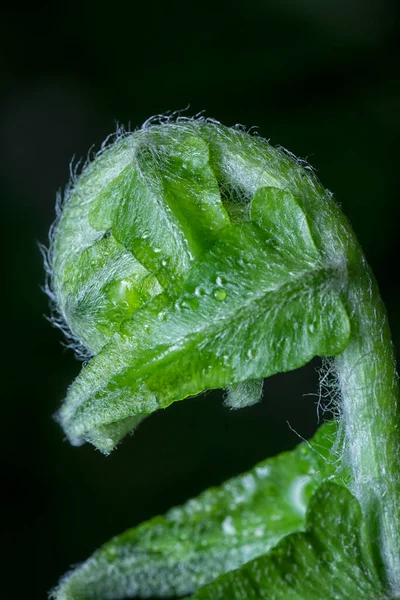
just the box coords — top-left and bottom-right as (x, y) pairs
(52, 422), (339, 600)
(193, 482), (384, 600)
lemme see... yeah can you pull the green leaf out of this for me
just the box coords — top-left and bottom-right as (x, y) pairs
(52, 128), (230, 354)
(59, 201), (350, 451)
(193, 482), (384, 600)
(250, 187), (320, 263)
(61, 233), (162, 353)
(51, 422), (340, 600)
(111, 131), (231, 288)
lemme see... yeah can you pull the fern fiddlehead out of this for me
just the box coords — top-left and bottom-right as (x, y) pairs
(48, 117), (400, 597)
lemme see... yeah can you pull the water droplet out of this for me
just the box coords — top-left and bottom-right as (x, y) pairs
(194, 286), (205, 297)
(142, 230), (150, 239)
(215, 275), (226, 286)
(158, 311), (167, 321)
(154, 247), (161, 254)
(308, 323), (317, 334)
(213, 288), (227, 302)
(82, 361), (88, 368)
(161, 259), (168, 267)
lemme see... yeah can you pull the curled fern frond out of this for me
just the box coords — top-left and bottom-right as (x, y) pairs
(49, 118), (352, 454)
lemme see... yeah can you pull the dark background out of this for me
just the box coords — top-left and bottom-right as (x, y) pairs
(1, 1), (399, 598)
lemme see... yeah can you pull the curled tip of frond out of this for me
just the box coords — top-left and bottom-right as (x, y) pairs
(42, 112), (324, 362)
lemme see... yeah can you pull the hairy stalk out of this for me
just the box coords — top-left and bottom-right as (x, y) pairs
(295, 174), (400, 594)
(322, 210), (400, 594)
(336, 257), (400, 595)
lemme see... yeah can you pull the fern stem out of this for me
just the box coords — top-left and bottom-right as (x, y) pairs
(334, 244), (400, 594)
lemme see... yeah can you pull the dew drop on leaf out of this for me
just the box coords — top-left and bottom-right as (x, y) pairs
(213, 288), (227, 302)
(194, 286), (205, 297)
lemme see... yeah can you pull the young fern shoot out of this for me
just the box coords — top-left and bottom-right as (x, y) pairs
(47, 117), (400, 599)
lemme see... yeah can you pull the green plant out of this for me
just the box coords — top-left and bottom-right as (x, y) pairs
(46, 116), (400, 599)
